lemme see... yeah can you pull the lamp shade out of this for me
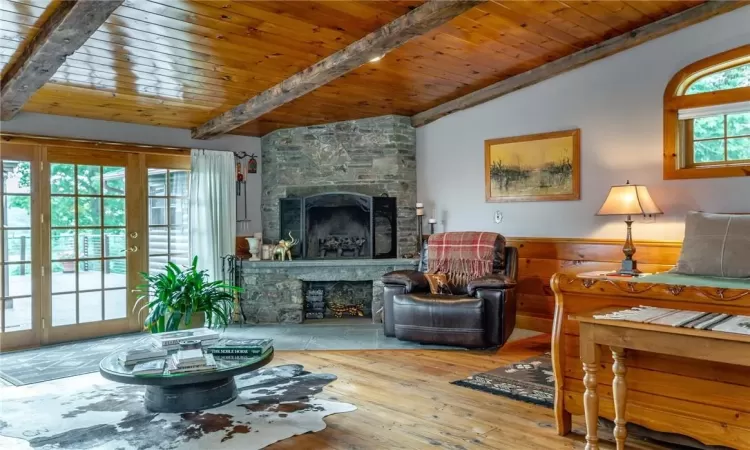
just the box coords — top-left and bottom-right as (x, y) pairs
(597, 182), (663, 216)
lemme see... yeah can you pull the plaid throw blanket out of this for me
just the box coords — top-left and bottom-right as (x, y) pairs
(427, 232), (500, 286)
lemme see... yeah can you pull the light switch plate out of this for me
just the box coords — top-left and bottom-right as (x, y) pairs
(494, 211), (503, 224)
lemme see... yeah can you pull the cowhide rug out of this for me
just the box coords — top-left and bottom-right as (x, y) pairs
(0, 364), (355, 449)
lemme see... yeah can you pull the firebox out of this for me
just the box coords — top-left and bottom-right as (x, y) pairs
(279, 192), (397, 259)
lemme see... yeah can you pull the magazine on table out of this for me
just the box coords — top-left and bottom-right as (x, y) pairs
(205, 338), (273, 357)
(132, 359), (166, 376)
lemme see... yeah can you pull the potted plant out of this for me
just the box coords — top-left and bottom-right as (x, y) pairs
(134, 256), (241, 333)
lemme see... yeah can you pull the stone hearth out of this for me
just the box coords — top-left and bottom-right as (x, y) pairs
(238, 258), (417, 324)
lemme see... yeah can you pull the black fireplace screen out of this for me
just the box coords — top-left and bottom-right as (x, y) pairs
(279, 192), (397, 259)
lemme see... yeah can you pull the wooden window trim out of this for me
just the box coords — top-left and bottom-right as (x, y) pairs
(663, 45), (750, 180)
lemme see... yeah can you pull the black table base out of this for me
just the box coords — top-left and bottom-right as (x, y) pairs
(144, 377), (238, 413)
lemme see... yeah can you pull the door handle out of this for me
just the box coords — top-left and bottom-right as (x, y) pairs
(128, 245), (139, 253)
(129, 232), (138, 238)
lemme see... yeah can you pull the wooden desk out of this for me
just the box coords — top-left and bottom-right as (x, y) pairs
(551, 273), (750, 449)
(572, 307), (750, 450)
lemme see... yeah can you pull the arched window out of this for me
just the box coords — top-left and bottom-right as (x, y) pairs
(663, 45), (750, 179)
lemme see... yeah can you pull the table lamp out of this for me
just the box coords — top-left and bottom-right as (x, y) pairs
(597, 181), (663, 275)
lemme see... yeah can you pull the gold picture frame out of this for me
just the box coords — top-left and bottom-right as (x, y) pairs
(484, 129), (581, 203)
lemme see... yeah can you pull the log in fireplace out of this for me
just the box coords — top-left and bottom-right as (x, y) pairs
(279, 192), (397, 259)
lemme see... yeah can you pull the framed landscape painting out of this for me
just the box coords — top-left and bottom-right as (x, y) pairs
(484, 129), (580, 202)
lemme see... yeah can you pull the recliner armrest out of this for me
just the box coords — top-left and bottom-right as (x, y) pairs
(382, 270), (429, 293)
(467, 274), (516, 296)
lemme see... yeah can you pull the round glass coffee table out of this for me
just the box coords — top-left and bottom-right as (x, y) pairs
(100, 347), (274, 413)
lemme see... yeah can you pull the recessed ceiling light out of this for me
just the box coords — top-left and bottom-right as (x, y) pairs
(369, 55), (383, 63)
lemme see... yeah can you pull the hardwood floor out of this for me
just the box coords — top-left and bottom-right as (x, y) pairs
(267, 335), (669, 450)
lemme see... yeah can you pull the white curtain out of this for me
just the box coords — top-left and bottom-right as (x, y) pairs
(189, 149), (236, 281)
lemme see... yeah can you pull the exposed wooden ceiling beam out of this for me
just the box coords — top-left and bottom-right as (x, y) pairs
(0, 0), (123, 121)
(191, 0), (485, 139)
(411, 1), (748, 128)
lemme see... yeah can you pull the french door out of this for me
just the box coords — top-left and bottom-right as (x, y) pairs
(0, 143), (41, 350)
(1, 138), (189, 351)
(43, 147), (144, 344)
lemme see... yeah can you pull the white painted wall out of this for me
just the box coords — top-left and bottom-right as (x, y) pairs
(0, 112), (263, 235)
(416, 7), (750, 242)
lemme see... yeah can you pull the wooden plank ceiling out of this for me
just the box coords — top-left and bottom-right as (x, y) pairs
(0, 0), (714, 136)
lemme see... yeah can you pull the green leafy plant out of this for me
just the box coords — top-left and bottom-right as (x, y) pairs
(134, 256), (241, 333)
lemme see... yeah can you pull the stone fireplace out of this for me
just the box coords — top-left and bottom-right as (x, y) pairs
(262, 115), (417, 257)
(239, 115), (418, 324)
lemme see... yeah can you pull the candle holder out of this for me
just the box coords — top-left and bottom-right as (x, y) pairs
(429, 219), (436, 235)
(416, 202), (424, 254)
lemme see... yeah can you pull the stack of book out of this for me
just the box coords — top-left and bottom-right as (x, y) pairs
(132, 359), (166, 376)
(118, 342), (168, 366)
(167, 351), (218, 374)
(206, 338), (273, 359)
(150, 328), (220, 351)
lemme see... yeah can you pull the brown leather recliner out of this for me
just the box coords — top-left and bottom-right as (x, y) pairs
(381, 236), (518, 348)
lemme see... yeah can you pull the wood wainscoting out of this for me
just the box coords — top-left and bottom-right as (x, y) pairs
(505, 237), (682, 333)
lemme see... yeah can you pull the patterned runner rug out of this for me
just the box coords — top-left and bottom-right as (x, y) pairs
(0, 364), (355, 450)
(451, 353), (554, 408)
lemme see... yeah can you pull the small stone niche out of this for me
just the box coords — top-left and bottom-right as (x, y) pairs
(304, 281), (373, 319)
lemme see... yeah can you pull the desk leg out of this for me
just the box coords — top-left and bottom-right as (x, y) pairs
(580, 325), (600, 450)
(611, 347), (628, 450)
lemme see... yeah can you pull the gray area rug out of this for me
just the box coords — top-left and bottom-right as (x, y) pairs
(0, 320), (539, 386)
(0, 319), (450, 386)
(0, 364), (355, 450)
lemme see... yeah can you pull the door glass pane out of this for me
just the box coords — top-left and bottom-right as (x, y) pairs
(103, 198), (126, 226)
(105, 289), (127, 320)
(51, 263), (75, 294)
(49, 161), (132, 331)
(5, 264), (31, 297)
(77, 165), (101, 195)
(149, 227), (167, 255)
(4, 296), (31, 331)
(2, 159), (34, 335)
(78, 197), (101, 226)
(148, 169), (166, 196)
(170, 254), (190, 267)
(3, 195), (31, 227)
(105, 259), (126, 288)
(104, 228), (126, 256)
(103, 166), (126, 196)
(78, 229), (101, 259)
(79, 260), (102, 290)
(52, 293), (76, 326)
(169, 197), (189, 226)
(4, 229), (31, 262)
(148, 169), (190, 277)
(169, 170), (189, 196)
(51, 196), (75, 227)
(169, 226), (188, 255)
(149, 198), (167, 225)
(50, 164), (75, 194)
(79, 291), (102, 323)
(51, 229), (76, 260)
(3, 161), (31, 194)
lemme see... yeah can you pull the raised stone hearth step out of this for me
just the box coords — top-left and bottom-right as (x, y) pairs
(239, 258), (418, 324)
